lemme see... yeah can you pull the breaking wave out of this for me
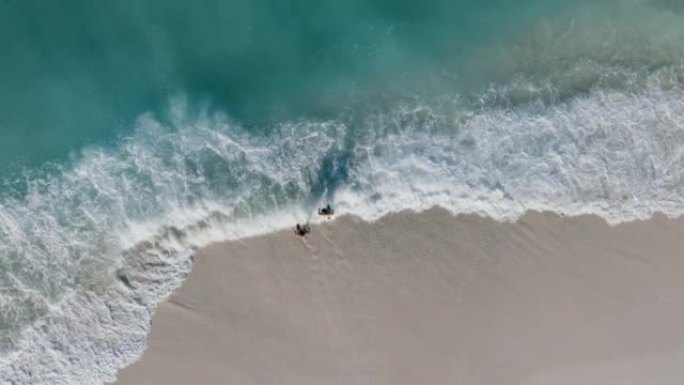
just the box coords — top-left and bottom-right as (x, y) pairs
(3, 66), (684, 383)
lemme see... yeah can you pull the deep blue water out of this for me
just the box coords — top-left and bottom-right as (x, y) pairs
(0, 0), (577, 170)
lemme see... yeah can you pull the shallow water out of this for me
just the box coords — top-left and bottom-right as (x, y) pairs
(2, 0), (684, 383)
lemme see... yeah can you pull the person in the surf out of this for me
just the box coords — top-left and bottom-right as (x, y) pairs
(295, 223), (310, 237)
(318, 204), (334, 216)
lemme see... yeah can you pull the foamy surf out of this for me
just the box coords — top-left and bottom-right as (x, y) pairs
(3, 66), (684, 383)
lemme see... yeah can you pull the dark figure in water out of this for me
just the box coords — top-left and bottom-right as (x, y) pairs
(318, 204), (334, 216)
(295, 223), (310, 237)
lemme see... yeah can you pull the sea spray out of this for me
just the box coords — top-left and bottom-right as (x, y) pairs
(3, 66), (684, 382)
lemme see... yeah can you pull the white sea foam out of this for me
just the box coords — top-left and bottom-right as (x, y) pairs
(3, 69), (684, 383)
(344, 71), (684, 224)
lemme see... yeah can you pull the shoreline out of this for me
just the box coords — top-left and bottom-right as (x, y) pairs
(111, 207), (684, 385)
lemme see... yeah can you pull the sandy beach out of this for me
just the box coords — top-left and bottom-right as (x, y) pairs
(112, 208), (684, 385)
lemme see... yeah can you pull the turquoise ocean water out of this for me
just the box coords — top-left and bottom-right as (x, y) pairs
(3, 0), (684, 383)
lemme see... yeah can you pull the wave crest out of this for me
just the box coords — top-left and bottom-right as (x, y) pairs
(3, 69), (684, 383)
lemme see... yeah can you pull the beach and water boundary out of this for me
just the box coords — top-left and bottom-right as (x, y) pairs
(3, 0), (684, 383)
(112, 208), (684, 385)
(4, 67), (684, 384)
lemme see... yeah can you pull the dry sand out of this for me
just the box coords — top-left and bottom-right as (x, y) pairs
(113, 208), (684, 385)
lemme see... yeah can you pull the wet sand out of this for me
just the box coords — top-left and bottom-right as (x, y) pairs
(112, 208), (684, 385)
